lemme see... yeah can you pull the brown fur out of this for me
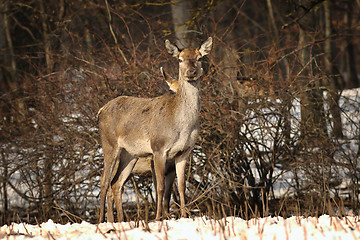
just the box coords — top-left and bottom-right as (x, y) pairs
(98, 37), (212, 222)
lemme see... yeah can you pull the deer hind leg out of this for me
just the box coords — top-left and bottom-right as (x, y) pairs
(175, 149), (191, 218)
(106, 188), (115, 222)
(99, 144), (122, 223)
(151, 160), (158, 208)
(106, 155), (121, 222)
(164, 168), (176, 216)
(112, 150), (138, 222)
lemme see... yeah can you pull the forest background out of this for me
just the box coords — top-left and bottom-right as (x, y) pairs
(0, 0), (359, 224)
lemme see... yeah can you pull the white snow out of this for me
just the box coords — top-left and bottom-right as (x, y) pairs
(1, 215), (360, 240)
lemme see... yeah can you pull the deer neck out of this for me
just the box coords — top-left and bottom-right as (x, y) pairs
(173, 79), (201, 123)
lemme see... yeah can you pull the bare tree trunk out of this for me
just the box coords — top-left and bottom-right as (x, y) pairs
(0, 1), (26, 126)
(39, 0), (52, 72)
(323, 1), (343, 138)
(39, 0), (54, 218)
(213, 0), (238, 102)
(170, 0), (194, 48)
(266, 0), (291, 144)
(1, 150), (8, 225)
(295, 0), (327, 143)
(298, 29), (327, 142)
(345, 0), (358, 88)
(266, 0), (290, 81)
(2, 3), (16, 82)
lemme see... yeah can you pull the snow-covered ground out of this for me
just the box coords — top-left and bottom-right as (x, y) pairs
(1, 215), (360, 240)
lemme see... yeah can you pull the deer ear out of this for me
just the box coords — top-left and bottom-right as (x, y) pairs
(199, 37), (213, 57)
(165, 40), (180, 58)
(160, 67), (175, 86)
(160, 67), (169, 83)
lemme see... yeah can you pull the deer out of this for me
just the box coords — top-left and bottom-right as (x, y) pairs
(104, 68), (179, 222)
(97, 37), (213, 222)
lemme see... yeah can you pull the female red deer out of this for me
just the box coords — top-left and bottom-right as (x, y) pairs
(98, 37), (213, 222)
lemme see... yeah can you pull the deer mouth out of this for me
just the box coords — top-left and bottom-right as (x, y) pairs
(185, 76), (199, 82)
(186, 78), (200, 87)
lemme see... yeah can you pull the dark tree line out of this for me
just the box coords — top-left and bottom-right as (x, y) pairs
(0, 0), (359, 224)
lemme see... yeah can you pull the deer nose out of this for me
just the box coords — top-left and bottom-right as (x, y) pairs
(186, 68), (197, 77)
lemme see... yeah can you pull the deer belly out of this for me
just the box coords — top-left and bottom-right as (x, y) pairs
(118, 137), (152, 157)
(133, 156), (152, 175)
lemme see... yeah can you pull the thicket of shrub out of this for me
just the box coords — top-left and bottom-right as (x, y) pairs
(1, 0), (359, 224)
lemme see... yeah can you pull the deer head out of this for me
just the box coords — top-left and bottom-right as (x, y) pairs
(165, 37), (212, 82)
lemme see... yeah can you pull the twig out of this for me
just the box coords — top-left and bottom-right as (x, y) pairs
(95, 224), (108, 238)
(17, 214), (31, 236)
(104, 0), (129, 65)
(120, 223), (129, 240)
(281, 0), (325, 29)
(53, 201), (84, 223)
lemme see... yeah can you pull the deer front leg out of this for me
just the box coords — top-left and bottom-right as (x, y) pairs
(175, 149), (190, 218)
(153, 152), (166, 220)
(152, 162), (175, 217)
